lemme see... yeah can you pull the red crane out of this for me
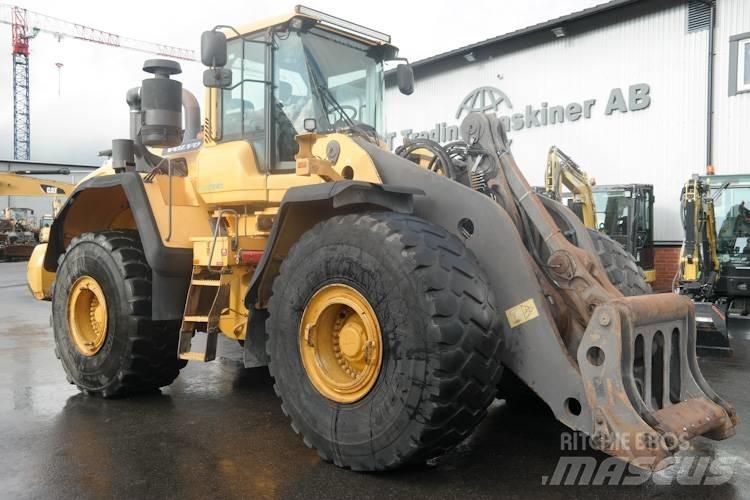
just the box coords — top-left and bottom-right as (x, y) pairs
(0, 3), (196, 160)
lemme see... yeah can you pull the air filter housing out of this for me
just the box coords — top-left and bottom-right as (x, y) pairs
(140, 59), (183, 147)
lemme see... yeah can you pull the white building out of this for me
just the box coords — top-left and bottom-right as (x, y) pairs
(384, 0), (750, 249)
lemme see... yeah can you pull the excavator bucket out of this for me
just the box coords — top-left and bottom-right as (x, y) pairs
(694, 301), (733, 357)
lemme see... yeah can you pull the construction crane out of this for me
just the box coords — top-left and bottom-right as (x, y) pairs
(0, 3), (196, 161)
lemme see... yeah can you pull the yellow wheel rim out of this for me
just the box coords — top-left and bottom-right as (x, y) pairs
(67, 275), (108, 356)
(299, 284), (383, 403)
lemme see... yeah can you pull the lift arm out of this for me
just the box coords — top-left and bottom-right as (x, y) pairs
(544, 146), (598, 229)
(459, 112), (737, 469)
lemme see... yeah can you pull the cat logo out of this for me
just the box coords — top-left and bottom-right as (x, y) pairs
(40, 184), (65, 195)
(455, 86), (513, 119)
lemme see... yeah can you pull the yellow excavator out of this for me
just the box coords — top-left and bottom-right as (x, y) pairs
(0, 172), (74, 262)
(26, 6), (737, 471)
(544, 146), (598, 228)
(544, 146), (656, 285)
(1, 170), (74, 197)
(676, 174), (750, 356)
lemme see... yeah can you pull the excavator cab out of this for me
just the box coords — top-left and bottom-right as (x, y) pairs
(594, 184), (655, 280)
(702, 175), (750, 314)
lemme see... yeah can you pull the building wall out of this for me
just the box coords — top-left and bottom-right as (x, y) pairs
(713, 0), (750, 172)
(384, 0), (750, 245)
(653, 246), (681, 292)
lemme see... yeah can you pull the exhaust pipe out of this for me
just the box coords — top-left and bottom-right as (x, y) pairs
(181, 88), (201, 143)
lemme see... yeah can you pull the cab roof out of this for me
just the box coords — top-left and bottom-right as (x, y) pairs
(231, 5), (395, 50)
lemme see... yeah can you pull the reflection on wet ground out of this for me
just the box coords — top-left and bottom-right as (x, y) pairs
(1, 262), (749, 499)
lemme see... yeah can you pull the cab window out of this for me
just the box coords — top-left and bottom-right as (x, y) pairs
(273, 31), (312, 169)
(221, 36), (267, 165)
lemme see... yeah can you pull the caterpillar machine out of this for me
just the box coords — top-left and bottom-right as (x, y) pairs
(27, 6), (737, 471)
(543, 146), (656, 286)
(0, 171), (74, 260)
(677, 174), (750, 356)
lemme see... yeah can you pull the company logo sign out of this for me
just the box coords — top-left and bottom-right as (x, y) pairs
(39, 184), (65, 195)
(385, 83), (651, 150)
(455, 86), (513, 119)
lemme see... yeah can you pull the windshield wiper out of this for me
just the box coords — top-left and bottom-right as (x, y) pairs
(316, 84), (378, 143)
(306, 66), (378, 144)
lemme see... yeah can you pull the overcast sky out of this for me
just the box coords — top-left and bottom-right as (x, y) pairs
(0, 0), (602, 165)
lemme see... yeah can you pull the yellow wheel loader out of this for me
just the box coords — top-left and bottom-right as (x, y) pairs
(27, 6), (737, 472)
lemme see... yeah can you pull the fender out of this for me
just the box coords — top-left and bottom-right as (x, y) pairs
(45, 172), (192, 321)
(244, 180), (421, 310)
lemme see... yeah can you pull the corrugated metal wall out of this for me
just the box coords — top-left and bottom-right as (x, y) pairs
(713, 0), (750, 173)
(385, 0), (750, 243)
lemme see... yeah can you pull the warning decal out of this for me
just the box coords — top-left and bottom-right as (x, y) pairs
(505, 298), (539, 328)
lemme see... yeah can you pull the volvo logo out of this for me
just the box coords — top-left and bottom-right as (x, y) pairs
(455, 86), (513, 119)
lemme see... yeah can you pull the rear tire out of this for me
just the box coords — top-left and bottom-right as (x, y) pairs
(266, 212), (503, 470)
(52, 230), (185, 398)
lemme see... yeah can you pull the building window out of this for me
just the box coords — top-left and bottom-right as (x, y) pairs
(738, 38), (750, 92)
(729, 32), (750, 96)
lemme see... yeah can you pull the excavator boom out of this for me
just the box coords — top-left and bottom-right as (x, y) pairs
(544, 145), (598, 229)
(0, 172), (75, 197)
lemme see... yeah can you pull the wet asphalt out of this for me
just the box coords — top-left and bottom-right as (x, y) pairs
(1, 261), (749, 499)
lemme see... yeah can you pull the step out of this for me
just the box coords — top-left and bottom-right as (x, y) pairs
(183, 315), (209, 323)
(179, 351), (211, 361)
(177, 329), (218, 362)
(190, 279), (221, 287)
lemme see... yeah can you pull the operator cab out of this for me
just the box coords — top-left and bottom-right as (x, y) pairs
(201, 5), (413, 171)
(703, 174), (750, 298)
(592, 184), (654, 271)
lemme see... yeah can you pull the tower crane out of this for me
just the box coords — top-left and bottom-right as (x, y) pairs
(0, 3), (196, 161)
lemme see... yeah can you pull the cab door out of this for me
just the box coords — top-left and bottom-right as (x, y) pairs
(198, 32), (271, 206)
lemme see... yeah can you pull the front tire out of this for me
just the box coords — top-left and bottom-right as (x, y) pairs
(267, 212), (503, 470)
(52, 230), (185, 397)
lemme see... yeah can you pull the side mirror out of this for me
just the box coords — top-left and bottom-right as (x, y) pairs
(201, 30), (227, 67)
(396, 64), (414, 95)
(203, 68), (232, 89)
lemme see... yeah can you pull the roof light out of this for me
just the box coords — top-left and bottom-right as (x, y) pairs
(463, 52), (476, 62)
(551, 26), (566, 38)
(295, 5), (391, 43)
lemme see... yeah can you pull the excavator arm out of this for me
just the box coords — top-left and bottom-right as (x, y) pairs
(0, 172), (75, 197)
(544, 146), (598, 229)
(678, 176), (720, 294)
(678, 176), (734, 356)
